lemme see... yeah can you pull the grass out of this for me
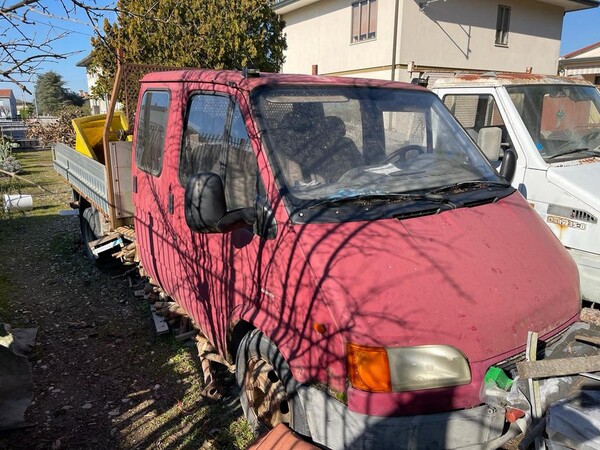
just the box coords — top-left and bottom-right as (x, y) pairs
(0, 147), (254, 449)
(0, 147), (71, 221)
(0, 148), (63, 325)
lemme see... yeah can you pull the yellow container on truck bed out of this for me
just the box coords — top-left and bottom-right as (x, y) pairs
(72, 112), (128, 163)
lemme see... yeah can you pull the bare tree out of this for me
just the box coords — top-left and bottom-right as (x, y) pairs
(0, 0), (118, 93)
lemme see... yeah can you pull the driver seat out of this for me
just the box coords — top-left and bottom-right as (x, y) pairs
(308, 116), (363, 182)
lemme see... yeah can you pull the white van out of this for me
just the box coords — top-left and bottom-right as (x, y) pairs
(433, 73), (600, 304)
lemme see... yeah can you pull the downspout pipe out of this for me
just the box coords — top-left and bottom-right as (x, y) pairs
(391, 0), (401, 81)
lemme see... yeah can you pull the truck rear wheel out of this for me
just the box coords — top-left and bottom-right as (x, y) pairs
(236, 330), (310, 438)
(78, 204), (119, 270)
(79, 212), (97, 262)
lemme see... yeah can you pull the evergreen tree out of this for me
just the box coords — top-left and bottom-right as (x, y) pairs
(35, 71), (84, 115)
(89, 0), (286, 96)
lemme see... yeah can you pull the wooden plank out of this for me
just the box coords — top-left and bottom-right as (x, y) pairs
(517, 354), (600, 379)
(175, 330), (197, 342)
(149, 305), (169, 334)
(525, 331), (545, 450)
(575, 334), (600, 347)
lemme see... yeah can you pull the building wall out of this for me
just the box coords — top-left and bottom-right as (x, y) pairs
(280, 0), (564, 81)
(0, 93), (17, 119)
(560, 45), (600, 82)
(86, 70), (109, 114)
(281, 0), (399, 77)
(400, 0), (563, 77)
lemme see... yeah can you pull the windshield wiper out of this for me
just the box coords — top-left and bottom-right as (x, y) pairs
(306, 192), (451, 210)
(547, 147), (600, 160)
(427, 180), (511, 195)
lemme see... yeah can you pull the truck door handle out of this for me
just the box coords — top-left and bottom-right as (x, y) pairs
(168, 193), (174, 214)
(132, 176), (137, 193)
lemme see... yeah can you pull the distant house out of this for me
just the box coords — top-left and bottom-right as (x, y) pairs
(273, 0), (600, 83)
(76, 55), (109, 114)
(0, 89), (17, 120)
(560, 41), (600, 86)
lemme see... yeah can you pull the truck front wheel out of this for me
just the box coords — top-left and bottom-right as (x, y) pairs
(236, 330), (310, 438)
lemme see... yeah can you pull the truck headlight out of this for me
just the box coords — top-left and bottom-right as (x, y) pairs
(347, 343), (471, 393)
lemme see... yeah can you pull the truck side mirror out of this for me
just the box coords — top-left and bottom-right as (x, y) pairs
(499, 148), (517, 184)
(185, 172), (227, 233)
(185, 172), (257, 234)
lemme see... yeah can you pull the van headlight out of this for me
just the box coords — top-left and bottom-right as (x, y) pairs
(347, 343), (471, 393)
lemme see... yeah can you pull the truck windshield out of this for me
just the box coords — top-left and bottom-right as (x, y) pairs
(253, 85), (502, 209)
(505, 84), (600, 162)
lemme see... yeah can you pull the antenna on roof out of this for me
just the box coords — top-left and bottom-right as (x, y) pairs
(242, 67), (260, 78)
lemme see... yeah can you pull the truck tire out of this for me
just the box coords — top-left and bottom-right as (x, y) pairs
(79, 211), (97, 262)
(236, 330), (311, 439)
(78, 204), (119, 270)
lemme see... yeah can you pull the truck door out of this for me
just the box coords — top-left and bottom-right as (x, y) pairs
(132, 88), (174, 287)
(436, 88), (527, 190)
(169, 89), (262, 353)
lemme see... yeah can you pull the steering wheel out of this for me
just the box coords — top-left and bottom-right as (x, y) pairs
(580, 127), (600, 145)
(384, 144), (426, 165)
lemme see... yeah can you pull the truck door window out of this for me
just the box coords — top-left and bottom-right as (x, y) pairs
(224, 103), (258, 210)
(179, 94), (259, 211)
(135, 90), (170, 176)
(179, 94), (230, 185)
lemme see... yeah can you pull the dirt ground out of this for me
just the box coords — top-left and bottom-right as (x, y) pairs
(0, 148), (252, 450)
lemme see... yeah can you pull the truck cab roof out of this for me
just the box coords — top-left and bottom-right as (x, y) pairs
(140, 69), (429, 92)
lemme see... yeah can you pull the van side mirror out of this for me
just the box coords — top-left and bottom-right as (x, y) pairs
(499, 148), (517, 183)
(185, 172), (256, 233)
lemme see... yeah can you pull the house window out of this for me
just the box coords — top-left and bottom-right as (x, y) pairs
(351, 0), (377, 43)
(495, 5), (511, 46)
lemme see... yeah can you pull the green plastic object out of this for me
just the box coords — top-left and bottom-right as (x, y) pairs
(484, 366), (513, 390)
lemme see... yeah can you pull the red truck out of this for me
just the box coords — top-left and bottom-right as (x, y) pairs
(53, 64), (597, 449)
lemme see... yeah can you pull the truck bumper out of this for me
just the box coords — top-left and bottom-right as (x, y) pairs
(297, 386), (520, 450)
(568, 248), (600, 304)
(299, 323), (600, 450)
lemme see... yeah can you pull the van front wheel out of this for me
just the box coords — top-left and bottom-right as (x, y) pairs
(236, 330), (310, 438)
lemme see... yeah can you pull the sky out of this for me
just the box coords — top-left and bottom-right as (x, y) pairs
(1, 2), (600, 103)
(561, 6), (600, 55)
(0, 1), (116, 102)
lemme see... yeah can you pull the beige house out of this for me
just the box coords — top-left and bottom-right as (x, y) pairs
(274, 0), (599, 83)
(76, 55), (110, 115)
(560, 41), (600, 85)
(0, 89), (17, 120)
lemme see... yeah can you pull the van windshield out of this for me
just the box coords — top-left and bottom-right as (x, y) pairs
(505, 84), (600, 162)
(254, 85), (503, 210)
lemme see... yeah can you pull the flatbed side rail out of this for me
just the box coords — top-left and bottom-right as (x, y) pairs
(52, 142), (110, 217)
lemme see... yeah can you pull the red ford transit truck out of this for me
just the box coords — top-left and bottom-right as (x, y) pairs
(53, 66), (598, 449)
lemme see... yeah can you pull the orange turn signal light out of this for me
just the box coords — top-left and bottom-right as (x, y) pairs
(346, 342), (392, 393)
(313, 322), (326, 334)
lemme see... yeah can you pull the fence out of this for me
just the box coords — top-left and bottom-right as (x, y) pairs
(0, 119), (47, 148)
